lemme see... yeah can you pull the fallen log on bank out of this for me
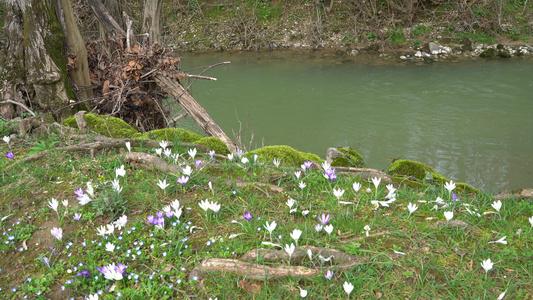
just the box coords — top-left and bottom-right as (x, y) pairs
(155, 74), (237, 153)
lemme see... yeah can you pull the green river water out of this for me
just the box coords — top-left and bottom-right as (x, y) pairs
(175, 51), (533, 192)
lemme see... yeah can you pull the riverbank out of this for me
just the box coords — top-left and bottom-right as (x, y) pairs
(161, 0), (533, 61)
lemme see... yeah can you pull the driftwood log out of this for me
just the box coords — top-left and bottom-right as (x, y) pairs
(190, 245), (403, 282)
(155, 74), (237, 153)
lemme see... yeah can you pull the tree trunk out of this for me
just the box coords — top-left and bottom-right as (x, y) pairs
(141, 0), (163, 45)
(58, 0), (94, 102)
(1, 0), (76, 121)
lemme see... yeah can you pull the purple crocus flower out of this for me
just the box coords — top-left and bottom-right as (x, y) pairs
(156, 211), (164, 219)
(115, 263), (127, 275)
(244, 212), (253, 221)
(73, 213), (82, 221)
(329, 172), (337, 181)
(96, 265), (109, 275)
(318, 213), (331, 225)
(177, 176), (189, 185)
(76, 269), (90, 278)
(195, 159), (202, 167)
(452, 193), (457, 203)
(42, 257), (50, 268)
(74, 188), (84, 197)
(147, 215), (155, 224)
(165, 211), (173, 219)
(303, 160), (312, 169)
(325, 270), (334, 280)
(5, 151), (14, 159)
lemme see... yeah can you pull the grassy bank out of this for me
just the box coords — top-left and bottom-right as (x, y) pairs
(1, 123), (533, 299)
(161, 0), (533, 52)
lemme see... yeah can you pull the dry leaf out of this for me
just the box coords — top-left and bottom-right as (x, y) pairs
(238, 280), (262, 295)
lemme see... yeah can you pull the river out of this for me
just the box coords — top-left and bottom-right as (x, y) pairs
(175, 51), (533, 192)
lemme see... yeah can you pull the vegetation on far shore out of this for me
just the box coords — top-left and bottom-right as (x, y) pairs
(1, 119), (533, 299)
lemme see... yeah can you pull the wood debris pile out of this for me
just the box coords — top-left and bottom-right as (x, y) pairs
(85, 37), (184, 131)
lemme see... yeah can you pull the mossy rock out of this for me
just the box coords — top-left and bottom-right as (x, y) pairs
(138, 128), (203, 143)
(196, 137), (230, 155)
(497, 49), (511, 58)
(479, 48), (497, 58)
(330, 147), (366, 168)
(247, 145), (322, 167)
(62, 114), (138, 138)
(388, 159), (478, 194)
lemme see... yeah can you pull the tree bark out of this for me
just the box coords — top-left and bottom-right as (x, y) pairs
(154, 74), (237, 153)
(58, 0), (94, 102)
(86, 0), (126, 37)
(1, 0), (76, 120)
(141, 0), (163, 45)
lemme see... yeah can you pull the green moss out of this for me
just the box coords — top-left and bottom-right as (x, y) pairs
(247, 145), (322, 167)
(62, 114), (138, 138)
(138, 128), (203, 143)
(388, 159), (478, 194)
(330, 147), (366, 168)
(196, 137), (230, 155)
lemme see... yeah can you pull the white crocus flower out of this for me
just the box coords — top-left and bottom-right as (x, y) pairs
(209, 201), (221, 213)
(371, 177), (381, 189)
(159, 140), (168, 149)
(199, 199), (211, 211)
(111, 179), (122, 193)
(86, 182), (94, 197)
(227, 153), (234, 161)
(444, 180), (456, 193)
(125, 141), (131, 152)
(113, 215), (128, 230)
(324, 224), (334, 235)
(407, 202), (418, 217)
(115, 165), (126, 178)
(299, 287), (308, 298)
(48, 198), (59, 212)
(333, 188), (345, 200)
(264, 221), (277, 239)
(364, 225), (371, 236)
(290, 229), (302, 245)
(105, 242), (115, 252)
(171, 199), (180, 211)
(488, 236), (507, 245)
(480, 258), (493, 273)
(105, 224), (115, 235)
(491, 200), (502, 213)
(343, 281), (354, 296)
(157, 179), (169, 190)
(241, 157), (249, 165)
(253, 154), (258, 163)
(386, 184), (395, 191)
(163, 148), (172, 157)
(182, 165), (193, 176)
(155, 148), (162, 156)
(62, 199), (68, 207)
(284, 243), (296, 262)
(273, 158), (281, 167)
(294, 171), (301, 179)
(298, 181), (306, 189)
(188, 148), (197, 159)
(3, 136), (10, 144)
(444, 211), (454, 221)
(286, 198), (296, 208)
(529, 216), (533, 227)
(352, 182), (362, 193)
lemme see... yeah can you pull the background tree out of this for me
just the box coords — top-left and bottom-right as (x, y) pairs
(1, 0), (90, 121)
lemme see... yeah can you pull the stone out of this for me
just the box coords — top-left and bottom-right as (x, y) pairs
(429, 42), (440, 54)
(415, 51), (422, 58)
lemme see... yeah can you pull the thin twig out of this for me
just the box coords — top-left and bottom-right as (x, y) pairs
(0, 100), (37, 117)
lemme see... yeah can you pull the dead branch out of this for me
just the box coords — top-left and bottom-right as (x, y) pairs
(0, 100), (37, 117)
(335, 167), (393, 183)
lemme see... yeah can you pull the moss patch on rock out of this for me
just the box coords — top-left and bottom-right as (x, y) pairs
(388, 159), (478, 194)
(62, 114), (138, 138)
(247, 145), (322, 167)
(330, 147), (366, 168)
(138, 128), (203, 143)
(196, 137), (230, 155)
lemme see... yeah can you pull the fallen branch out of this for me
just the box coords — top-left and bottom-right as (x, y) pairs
(334, 167), (393, 183)
(190, 246), (402, 283)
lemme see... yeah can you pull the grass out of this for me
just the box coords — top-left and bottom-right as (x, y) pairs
(1, 128), (533, 299)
